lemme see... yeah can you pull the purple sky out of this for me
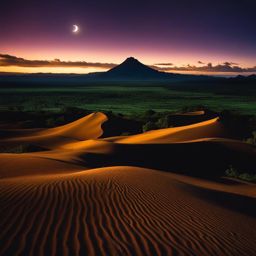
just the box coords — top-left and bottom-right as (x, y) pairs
(1, 0), (256, 74)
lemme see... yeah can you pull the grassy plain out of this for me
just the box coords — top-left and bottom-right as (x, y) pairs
(0, 85), (256, 115)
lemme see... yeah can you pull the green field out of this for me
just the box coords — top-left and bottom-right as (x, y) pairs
(0, 85), (256, 115)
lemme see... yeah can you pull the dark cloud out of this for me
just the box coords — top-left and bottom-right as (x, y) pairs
(0, 54), (116, 69)
(154, 63), (173, 66)
(223, 61), (239, 66)
(155, 62), (256, 73)
(198, 61), (205, 64)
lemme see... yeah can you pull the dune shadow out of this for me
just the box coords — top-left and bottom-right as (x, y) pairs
(80, 141), (256, 178)
(183, 183), (256, 218)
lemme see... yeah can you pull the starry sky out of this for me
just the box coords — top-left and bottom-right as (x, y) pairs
(1, 0), (256, 74)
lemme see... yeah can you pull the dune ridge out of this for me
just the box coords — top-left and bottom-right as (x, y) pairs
(0, 112), (107, 149)
(116, 117), (224, 144)
(0, 112), (256, 255)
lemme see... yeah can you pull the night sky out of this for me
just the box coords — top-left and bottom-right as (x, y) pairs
(1, 0), (256, 74)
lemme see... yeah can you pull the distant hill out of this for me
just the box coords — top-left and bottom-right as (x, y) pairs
(94, 57), (193, 81)
(231, 74), (256, 82)
(98, 57), (171, 80)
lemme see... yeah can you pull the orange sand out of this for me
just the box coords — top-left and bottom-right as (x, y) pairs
(0, 113), (256, 255)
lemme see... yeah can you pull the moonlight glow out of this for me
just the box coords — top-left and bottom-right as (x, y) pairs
(72, 25), (79, 33)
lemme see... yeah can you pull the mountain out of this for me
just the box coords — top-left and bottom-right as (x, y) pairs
(104, 57), (163, 78)
(96, 57), (183, 80)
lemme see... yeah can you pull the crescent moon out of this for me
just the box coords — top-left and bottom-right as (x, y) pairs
(72, 25), (79, 33)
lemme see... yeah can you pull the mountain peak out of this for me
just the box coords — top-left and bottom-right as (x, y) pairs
(104, 56), (160, 78)
(97, 56), (181, 80)
(120, 57), (145, 67)
(123, 57), (140, 63)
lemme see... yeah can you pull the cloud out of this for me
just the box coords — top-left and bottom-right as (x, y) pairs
(154, 63), (173, 66)
(198, 61), (205, 64)
(154, 62), (256, 73)
(223, 61), (238, 66)
(0, 54), (116, 69)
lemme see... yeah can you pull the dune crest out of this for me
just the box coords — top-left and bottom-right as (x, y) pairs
(0, 112), (107, 149)
(37, 112), (107, 140)
(117, 117), (224, 144)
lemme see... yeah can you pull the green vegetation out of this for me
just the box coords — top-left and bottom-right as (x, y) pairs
(0, 85), (256, 115)
(143, 121), (158, 132)
(225, 165), (256, 183)
(246, 131), (256, 145)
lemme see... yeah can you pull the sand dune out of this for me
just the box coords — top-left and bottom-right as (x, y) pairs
(0, 167), (255, 256)
(116, 117), (225, 144)
(37, 112), (107, 140)
(0, 113), (256, 255)
(0, 112), (107, 149)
